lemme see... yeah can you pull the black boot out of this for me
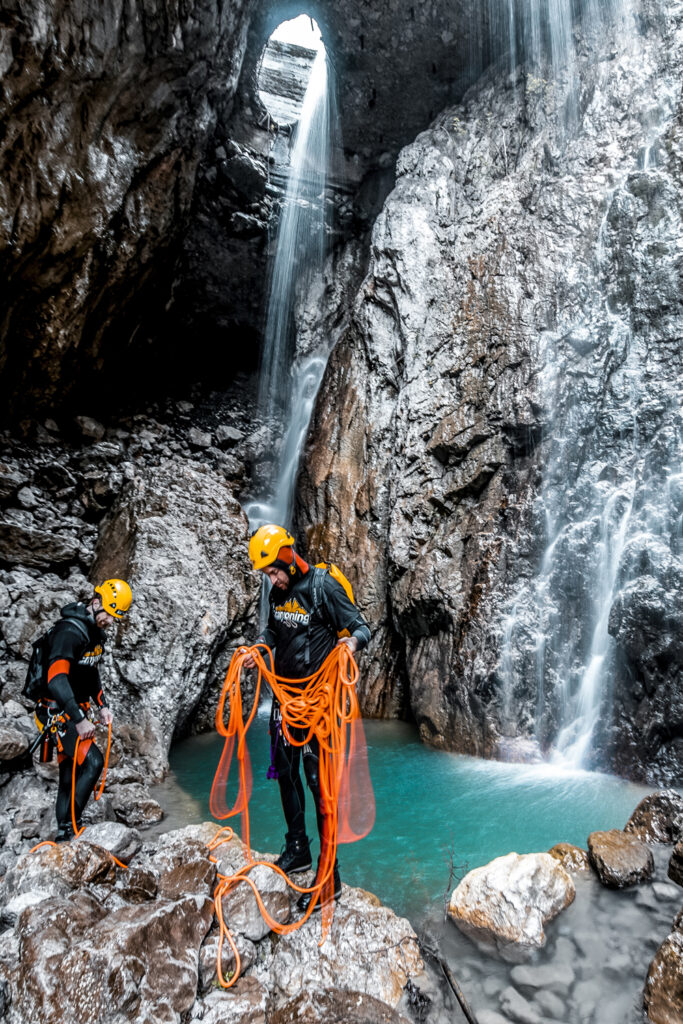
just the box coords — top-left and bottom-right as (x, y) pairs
(297, 859), (342, 913)
(275, 832), (312, 874)
(55, 822), (74, 843)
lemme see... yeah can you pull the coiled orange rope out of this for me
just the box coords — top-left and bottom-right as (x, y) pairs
(209, 643), (375, 988)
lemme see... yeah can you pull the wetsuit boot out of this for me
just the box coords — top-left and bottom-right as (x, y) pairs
(297, 858), (342, 913)
(275, 831), (312, 874)
(55, 822), (74, 843)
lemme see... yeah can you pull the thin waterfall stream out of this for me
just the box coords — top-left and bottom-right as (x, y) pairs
(246, 38), (337, 535)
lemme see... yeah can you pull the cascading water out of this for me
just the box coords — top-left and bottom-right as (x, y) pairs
(247, 38), (337, 535)
(486, 0), (638, 128)
(494, 0), (681, 771)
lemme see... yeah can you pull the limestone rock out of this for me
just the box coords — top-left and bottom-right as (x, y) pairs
(644, 926), (683, 1024)
(250, 885), (423, 1008)
(0, 510), (81, 568)
(297, 2), (683, 785)
(187, 427), (213, 449)
(91, 458), (259, 776)
(198, 930), (257, 993)
(108, 782), (164, 827)
(215, 424), (245, 448)
(587, 829), (655, 888)
(11, 890), (214, 1024)
(269, 988), (413, 1024)
(74, 416), (106, 441)
(195, 978), (269, 1024)
(0, 723), (29, 761)
(667, 840), (683, 887)
(547, 843), (591, 873)
(74, 822), (142, 864)
(509, 961), (575, 996)
(0, 842), (117, 906)
(144, 834), (217, 901)
(448, 852), (575, 961)
(625, 791), (683, 844)
(220, 862), (290, 942)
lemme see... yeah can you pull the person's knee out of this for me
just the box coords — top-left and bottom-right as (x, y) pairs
(85, 744), (104, 780)
(303, 754), (320, 795)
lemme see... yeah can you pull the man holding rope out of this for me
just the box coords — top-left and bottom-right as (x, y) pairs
(244, 524), (371, 912)
(33, 579), (132, 841)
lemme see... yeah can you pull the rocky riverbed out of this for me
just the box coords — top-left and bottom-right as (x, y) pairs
(0, 782), (681, 1023)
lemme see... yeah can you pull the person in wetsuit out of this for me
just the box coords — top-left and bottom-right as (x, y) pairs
(244, 524), (371, 912)
(35, 578), (132, 841)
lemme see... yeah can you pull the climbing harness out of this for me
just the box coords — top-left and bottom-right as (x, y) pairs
(208, 642), (375, 988)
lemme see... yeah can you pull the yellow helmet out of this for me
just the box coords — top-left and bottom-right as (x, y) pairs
(95, 578), (133, 618)
(249, 525), (295, 571)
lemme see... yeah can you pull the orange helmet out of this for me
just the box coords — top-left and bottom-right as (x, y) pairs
(95, 578), (133, 618)
(248, 525), (295, 571)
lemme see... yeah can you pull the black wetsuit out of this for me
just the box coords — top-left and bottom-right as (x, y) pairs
(260, 565), (371, 846)
(36, 602), (108, 830)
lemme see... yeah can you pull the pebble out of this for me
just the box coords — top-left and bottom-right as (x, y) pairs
(499, 985), (542, 1024)
(652, 882), (679, 901)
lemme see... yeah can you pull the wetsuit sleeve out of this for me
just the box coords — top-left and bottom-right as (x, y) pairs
(46, 624), (87, 722)
(322, 576), (371, 651)
(257, 603), (277, 651)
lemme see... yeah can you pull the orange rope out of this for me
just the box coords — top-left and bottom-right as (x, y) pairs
(208, 643), (375, 988)
(71, 723), (111, 838)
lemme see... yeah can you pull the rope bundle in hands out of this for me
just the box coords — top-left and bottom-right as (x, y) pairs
(208, 643), (375, 987)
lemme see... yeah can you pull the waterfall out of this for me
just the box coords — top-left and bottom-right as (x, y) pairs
(494, 0), (682, 770)
(247, 46), (335, 532)
(485, 0), (639, 128)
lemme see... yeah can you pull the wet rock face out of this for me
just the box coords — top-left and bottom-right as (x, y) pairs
(0, 0), (257, 420)
(298, 0), (683, 782)
(0, 391), (260, 860)
(92, 456), (258, 774)
(644, 920), (683, 1024)
(624, 790), (683, 844)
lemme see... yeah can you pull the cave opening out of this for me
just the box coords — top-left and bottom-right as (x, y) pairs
(256, 14), (326, 129)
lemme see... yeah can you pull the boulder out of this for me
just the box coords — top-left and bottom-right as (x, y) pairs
(215, 424), (245, 448)
(547, 842), (591, 873)
(0, 723), (29, 761)
(187, 427), (213, 449)
(448, 852), (575, 962)
(587, 829), (655, 888)
(74, 416), (106, 441)
(198, 929), (257, 993)
(108, 782), (164, 827)
(0, 510), (81, 568)
(220, 862), (290, 942)
(194, 978), (269, 1024)
(269, 988), (413, 1024)
(667, 840), (683, 887)
(74, 822), (142, 864)
(644, 926), (683, 1024)
(12, 890), (213, 1024)
(249, 885), (423, 1008)
(625, 791), (683, 844)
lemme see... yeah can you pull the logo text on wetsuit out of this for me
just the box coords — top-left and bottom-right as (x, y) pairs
(273, 599), (310, 629)
(79, 645), (104, 666)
